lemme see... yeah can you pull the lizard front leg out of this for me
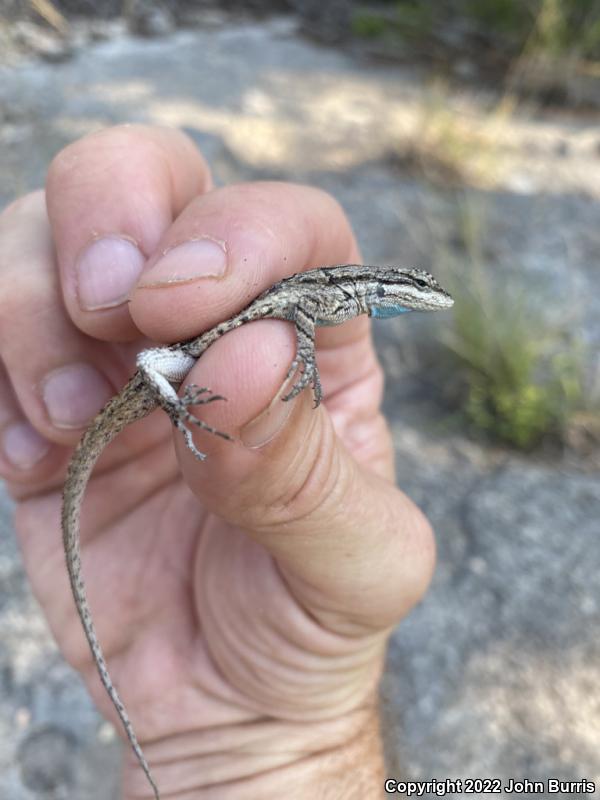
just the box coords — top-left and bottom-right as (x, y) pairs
(282, 299), (322, 406)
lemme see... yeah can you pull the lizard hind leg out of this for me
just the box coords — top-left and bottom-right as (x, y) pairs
(282, 301), (323, 408)
(282, 303), (322, 406)
(137, 348), (232, 460)
(164, 386), (233, 461)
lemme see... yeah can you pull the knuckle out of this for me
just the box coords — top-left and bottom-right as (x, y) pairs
(47, 127), (136, 192)
(47, 125), (206, 197)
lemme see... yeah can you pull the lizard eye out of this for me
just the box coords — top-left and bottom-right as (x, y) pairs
(376, 285), (385, 297)
(414, 278), (428, 289)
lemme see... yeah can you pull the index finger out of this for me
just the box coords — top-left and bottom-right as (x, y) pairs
(128, 180), (363, 345)
(46, 125), (212, 342)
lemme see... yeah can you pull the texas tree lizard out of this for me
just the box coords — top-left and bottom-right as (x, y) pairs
(61, 264), (453, 799)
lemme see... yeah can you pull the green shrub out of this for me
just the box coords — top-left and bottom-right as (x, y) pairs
(437, 205), (594, 449)
(350, 0), (600, 60)
(351, 11), (388, 38)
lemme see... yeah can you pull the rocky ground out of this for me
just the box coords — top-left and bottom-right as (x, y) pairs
(0, 11), (599, 799)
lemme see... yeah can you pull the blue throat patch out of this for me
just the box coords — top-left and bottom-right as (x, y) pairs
(371, 304), (411, 319)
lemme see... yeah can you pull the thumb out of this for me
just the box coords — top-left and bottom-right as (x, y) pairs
(175, 315), (436, 635)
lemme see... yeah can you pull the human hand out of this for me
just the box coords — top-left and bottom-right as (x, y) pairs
(0, 126), (435, 798)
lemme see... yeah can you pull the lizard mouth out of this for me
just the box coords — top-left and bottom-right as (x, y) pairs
(436, 293), (454, 310)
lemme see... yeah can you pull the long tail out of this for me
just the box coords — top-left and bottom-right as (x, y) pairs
(61, 371), (161, 800)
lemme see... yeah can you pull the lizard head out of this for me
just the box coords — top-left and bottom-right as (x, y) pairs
(367, 267), (454, 317)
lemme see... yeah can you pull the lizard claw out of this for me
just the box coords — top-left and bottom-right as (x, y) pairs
(184, 409), (233, 441)
(282, 358), (323, 406)
(181, 383), (227, 408)
(164, 387), (233, 459)
(175, 420), (209, 460)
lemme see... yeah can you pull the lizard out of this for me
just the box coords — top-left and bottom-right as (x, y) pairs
(61, 263), (454, 799)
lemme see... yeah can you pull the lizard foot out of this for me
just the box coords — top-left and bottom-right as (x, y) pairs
(181, 383), (227, 409)
(282, 358), (323, 407)
(165, 385), (233, 460)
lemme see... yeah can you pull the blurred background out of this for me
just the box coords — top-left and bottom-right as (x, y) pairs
(0, 1), (599, 797)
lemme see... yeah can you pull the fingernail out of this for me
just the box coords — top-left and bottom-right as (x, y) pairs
(139, 237), (227, 287)
(76, 236), (145, 310)
(2, 422), (50, 469)
(43, 364), (113, 429)
(240, 382), (296, 449)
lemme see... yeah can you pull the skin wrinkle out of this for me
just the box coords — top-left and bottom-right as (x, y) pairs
(246, 612), (387, 692)
(138, 666), (255, 752)
(228, 542), (369, 664)
(156, 752), (292, 796)
(234, 599), (335, 691)
(277, 422), (343, 525)
(172, 608), (380, 744)
(349, 414), (396, 480)
(278, 463), (427, 635)
(146, 732), (284, 776)
(180, 653), (230, 726)
(150, 708), (383, 798)
(271, 557), (336, 638)
(140, 721), (270, 762)
(187, 647), (265, 739)
(199, 559), (260, 693)
(192, 538), (368, 721)
(325, 360), (386, 420)
(276, 550), (396, 645)
(191, 546), (262, 706)
(149, 713), (373, 763)
(214, 538), (388, 680)
(327, 382), (393, 473)
(239, 396), (339, 529)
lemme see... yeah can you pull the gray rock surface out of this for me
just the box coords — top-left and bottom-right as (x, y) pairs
(0, 14), (598, 799)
